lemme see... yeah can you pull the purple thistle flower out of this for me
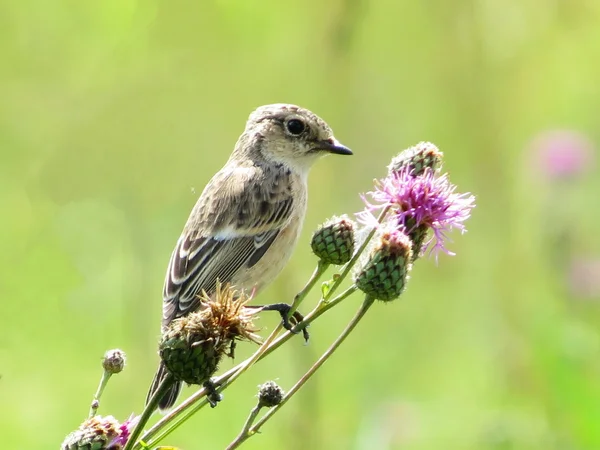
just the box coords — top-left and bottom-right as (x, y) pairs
(568, 257), (600, 299)
(530, 130), (595, 180)
(357, 167), (475, 258)
(109, 414), (139, 449)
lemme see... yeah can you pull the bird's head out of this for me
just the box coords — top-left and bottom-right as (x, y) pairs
(235, 103), (352, 171)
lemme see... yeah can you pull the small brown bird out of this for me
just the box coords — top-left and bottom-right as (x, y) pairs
(147, 103), (352, 410)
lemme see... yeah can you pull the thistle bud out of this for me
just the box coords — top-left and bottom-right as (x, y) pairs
(403, 217), (430, 262)
(354, 228), (413, 302)
(388, 142), (443, 176)
(311, 215), (355, 265)
(102, 349), (126, 375)
(159, 282), (260, 386)
(257, 381), (284, 408)
(61, 415), (121, 450)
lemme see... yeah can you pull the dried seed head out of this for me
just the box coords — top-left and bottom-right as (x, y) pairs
(388, 142), (444, 176)
(354, 227), (413, 302)
(102, 349), (126, 375)
(257, 381), (284, 408)
(311, 215), (355, 265)
(159, 282), (260, 386)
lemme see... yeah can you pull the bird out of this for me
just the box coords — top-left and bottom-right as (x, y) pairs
(147, 103), (352, 411)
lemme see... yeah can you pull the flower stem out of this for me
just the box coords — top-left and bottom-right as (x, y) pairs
(135, 262), (329, 448)
(88, 370), (111, 418)
(134, 395), (213, 449)
(137, 285), (357, 448)
(124, 372), (174, 450)
(289, 259), (329, 316)
(227, 295), (376, 449)
(137, 217), (382, 449)
(259, 285), (358, 360)
(225, 404), (263, 450)
(216, 260), (330, 403)
(139, 206), (385, 448)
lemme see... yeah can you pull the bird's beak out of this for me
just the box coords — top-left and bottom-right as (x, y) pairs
(314, 138), (353, 155)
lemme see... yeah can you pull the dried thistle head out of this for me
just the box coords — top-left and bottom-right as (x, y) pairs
(197, 282), (262, 345)
(159, 282), (261, 386)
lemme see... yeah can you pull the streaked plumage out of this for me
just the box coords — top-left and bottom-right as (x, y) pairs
(148, 104), (352, 410)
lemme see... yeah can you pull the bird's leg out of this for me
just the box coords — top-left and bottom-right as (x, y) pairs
(226, 340), (237, 359)
(203, 379), (223, 408)
(245, 303), (310, 343)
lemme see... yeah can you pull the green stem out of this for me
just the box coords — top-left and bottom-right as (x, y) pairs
(134, 395), (212, 448)
(88, 370), (111, 418)
(236, 296), (376, 445)
(216, 260), (330, 404)
(125, 372), (174, 450)
(138, 285), (357, 448)
(136, 262), (329, 448)
(289, 259), (329, 316)
(138, 211), (389, 448)
(260, 285), (358, 360)
(225, 404), (263, 450)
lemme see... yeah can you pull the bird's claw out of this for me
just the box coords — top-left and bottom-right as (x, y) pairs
(257, 303), (310, 343)
(203, 379), (223, 408)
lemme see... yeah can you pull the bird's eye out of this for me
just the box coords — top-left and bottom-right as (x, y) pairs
(286, 119), (305, 135)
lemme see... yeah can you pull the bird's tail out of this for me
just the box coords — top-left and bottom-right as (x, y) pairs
(147, 362), (182, 412)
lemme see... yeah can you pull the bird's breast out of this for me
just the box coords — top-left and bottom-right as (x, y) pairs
(232, 180), (307, 296)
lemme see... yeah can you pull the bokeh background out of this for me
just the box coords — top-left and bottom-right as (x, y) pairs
(2, 1), (600, 448)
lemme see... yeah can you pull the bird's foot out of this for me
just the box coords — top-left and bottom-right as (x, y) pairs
(253, 303), (310, 343)
(203, 379), (223, 408)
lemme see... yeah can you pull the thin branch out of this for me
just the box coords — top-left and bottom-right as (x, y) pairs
(135, 209), (388, 449)
(136, 285), (357, 448)
(88, 370), (111, 418)
(227, 295), (376, 449)
(225, 404), (262, 450)
(289, 259), (329, 316)
(124, 372), (174, 450)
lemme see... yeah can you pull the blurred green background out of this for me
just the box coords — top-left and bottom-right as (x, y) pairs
(2, 0), (600, 448)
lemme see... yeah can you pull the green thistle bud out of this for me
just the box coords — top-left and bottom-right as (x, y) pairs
(61, 415), (121, 450)
(102, 349), (126, 375)
(354, 228), (413, 302)
(403, 217), (430, 262)
(409, 225), (429, 261)
(159, 282), (260, 386)
(257, 381), (284, 408)
(311, 215), (355, 265)
(388, 141), (444, 176)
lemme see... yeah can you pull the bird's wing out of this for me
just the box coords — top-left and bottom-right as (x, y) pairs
(161, 164), (295, 328)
